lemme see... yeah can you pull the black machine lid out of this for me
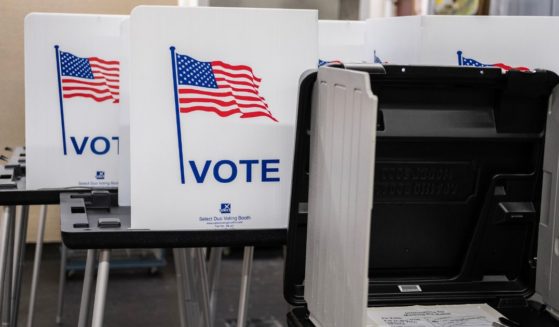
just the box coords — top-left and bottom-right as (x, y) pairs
(284, 64), (559, 308)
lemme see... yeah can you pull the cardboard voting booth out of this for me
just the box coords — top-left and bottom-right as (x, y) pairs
(129, 6), (317, 230)
(318, 20), (370, 64)
(25, 13), (126, 189)
(367, 16), (559, 73)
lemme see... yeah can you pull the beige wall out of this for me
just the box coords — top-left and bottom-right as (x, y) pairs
(0, 0), (175, 242)
(209, 0), (360, 19)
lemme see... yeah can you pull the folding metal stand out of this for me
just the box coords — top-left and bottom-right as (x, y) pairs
(0, 146), (117, 327)
(237, 246), (254, 327)
(26, 204), (46, 327)
(60, 191), (286, 326)
(0, 147), (30, 327)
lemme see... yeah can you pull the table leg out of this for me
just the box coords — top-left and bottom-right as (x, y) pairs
(91, 249), (110, 327)
(26, 205), (47, 327)
(196, 248), (211, 327)
(173, 249), (187, 327)
(1, 206), (15, 326)
(55, 244), (67, 324)
(237, 246), (254, 327)
(10, 205), (29, 327)
(208, 247), (222, 326)
(0, 207), (15, 322)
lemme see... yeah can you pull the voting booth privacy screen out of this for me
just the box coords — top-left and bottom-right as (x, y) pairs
(25, 13), (125, 190)
(368, 16), (559, 73)
(118, 18), (131, 206)
(318, 20), (370, 64)
(129, 6), (317, 230)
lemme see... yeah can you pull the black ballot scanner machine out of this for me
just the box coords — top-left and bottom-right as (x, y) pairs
(284, 64), (559, 327)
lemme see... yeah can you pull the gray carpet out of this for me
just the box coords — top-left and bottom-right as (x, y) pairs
(14, 245), (288, 327)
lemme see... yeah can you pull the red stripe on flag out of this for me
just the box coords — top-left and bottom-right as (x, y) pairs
(179, 89), (231, 96)
(212, 69), (261, 82)
(63, 93), (114, 102)
(240, 111), (278, 122)
(211, 61), (261, 81)
(181, 86), (264, 100)
(62, 78), (106, 86)
(179, 89), (266, 106)
(215, 78), (258, 89)
(89, 57), (119, 65)
(180, 106), (241, 117)
(90, 64), (119, 72)
(62, 86), (112, 94)
(178, 97), (268, 111)
(92, 70), (119, 78)
(229, 86), (262, 96)
(492, 63), (530, 71)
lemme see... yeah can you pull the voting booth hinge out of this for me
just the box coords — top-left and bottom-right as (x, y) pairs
(536, 85), (559, 315)
(305, 66), (378, 327)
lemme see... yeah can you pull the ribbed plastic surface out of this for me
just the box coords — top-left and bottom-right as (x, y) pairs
(305, 67), (378, 327)
(537, 85), (559, 315)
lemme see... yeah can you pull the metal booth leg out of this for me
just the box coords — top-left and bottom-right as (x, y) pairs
(195, 248), (211, 327)
(0, 207), (15, 323)
(55, 244), (68, 324)
(173, 249), (187, 327)
(26, 204), (47, 327)
(11, 205), (30, 327)
(78, 249), (96, 327)
(182, 248), (203, 327)
(91, 249), (110, 327)
(174, 248), (214, 327)
(237, 246), (254, 327)
(208, 247), (223, 326)
(1, 206), (16, 326)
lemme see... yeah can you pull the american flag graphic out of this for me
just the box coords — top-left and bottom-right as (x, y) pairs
(374, 50), (383, 64)
(174, 52), (276, 122)
(59, 51), (120, 103)
(318, 59), (342, 67)
(457, 51), (530, 72)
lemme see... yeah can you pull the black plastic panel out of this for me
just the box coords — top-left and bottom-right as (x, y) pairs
(283, 65), (559, 310)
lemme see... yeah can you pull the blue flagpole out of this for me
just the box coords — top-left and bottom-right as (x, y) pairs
(54, 45), (68, 155)
(457, 50), (463, 66)
(170, 46), (186, 184)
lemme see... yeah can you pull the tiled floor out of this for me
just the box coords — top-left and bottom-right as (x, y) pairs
(15, 245), (289, 327)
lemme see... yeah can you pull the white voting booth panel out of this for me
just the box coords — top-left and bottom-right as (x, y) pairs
(25, 13), (126, 189)
(305, 67), (377, 327)
(318, 20), (370, 64)
(118, 18), (131, 206)
(129, 6), (317, 230)
(367, 16), (559, 74)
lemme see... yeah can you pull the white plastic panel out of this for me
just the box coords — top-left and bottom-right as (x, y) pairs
(537, 85), (559, 316)
(129, 6), (317, 230)
(318, 20), (370, 63)
(25, 13), (125, 189)
(118, 18), (131, 206)
(305, 67), (378, 327)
